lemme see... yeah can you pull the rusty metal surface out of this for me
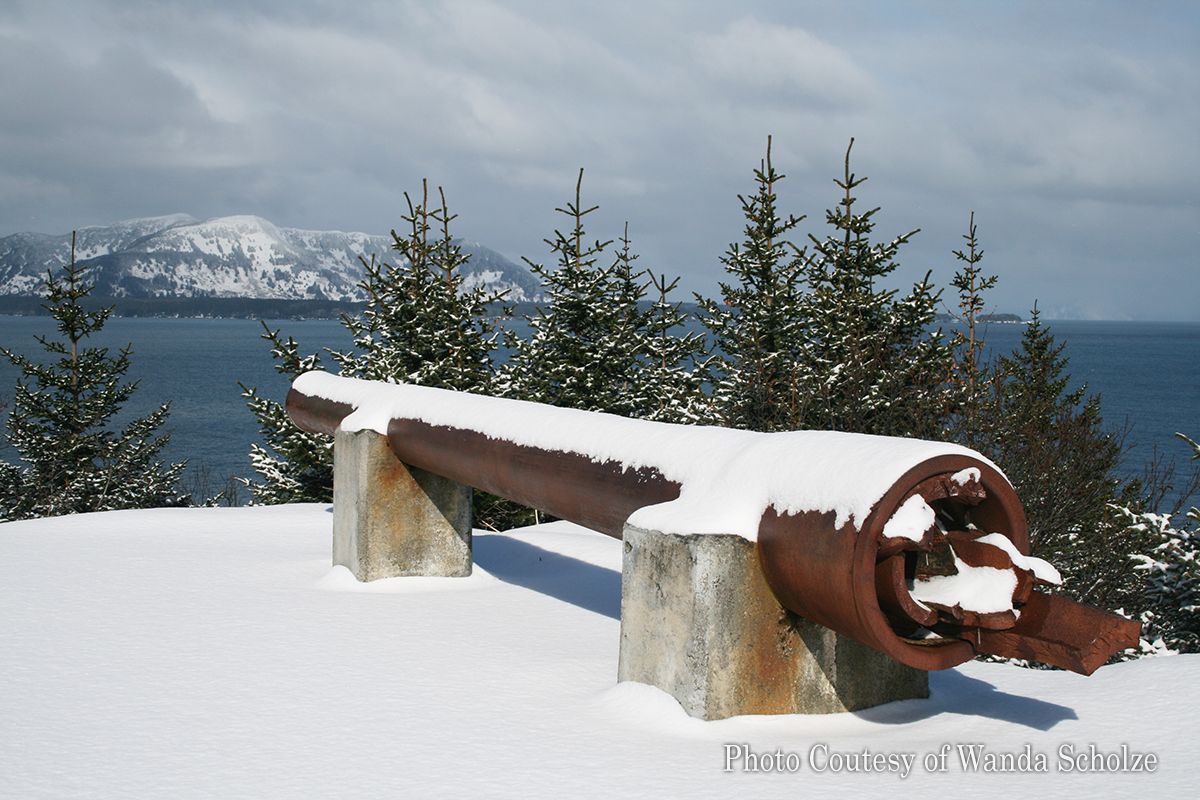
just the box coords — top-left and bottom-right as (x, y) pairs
(386, 417), (681, 538)
(969, 591), (1142, 676)
(286, 388), (355, 437)
(287, 381), (1141, 675)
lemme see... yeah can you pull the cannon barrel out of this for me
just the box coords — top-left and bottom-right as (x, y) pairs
(287, 371), (1140, 675)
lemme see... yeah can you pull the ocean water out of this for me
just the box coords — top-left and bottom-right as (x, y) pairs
(967, 320), (1200, 481)
(0, 317), (352, 498)
(0, 315), (1197, 510)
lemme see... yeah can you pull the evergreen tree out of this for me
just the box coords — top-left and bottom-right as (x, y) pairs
(698, 138), (951, 437)
(639, 269), (707, 424)
(498, 171), (620, 411)
(796, 139), (951, 439)
(937, 216), (1195, 650)
(241, 182), (506, 506)
(329, 181), (506, 391)
(962, 307), (1146, 612)
(500, 170), (701, 422)
(1120, 500), (1200, 654)
(946, 212), (999, 437)
(1133, 432), (1200, 652)
(239, 328), (332, 505)
(695, 137), (809, 431)
(0, 235), (187, 520)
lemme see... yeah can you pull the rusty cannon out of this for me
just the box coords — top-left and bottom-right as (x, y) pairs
(287, 371), (1140, 719)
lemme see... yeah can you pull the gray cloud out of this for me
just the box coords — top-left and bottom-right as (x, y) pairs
(1, 0), (1196, 319)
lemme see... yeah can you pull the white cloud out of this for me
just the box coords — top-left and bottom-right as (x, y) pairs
(693, 17), (877, 111)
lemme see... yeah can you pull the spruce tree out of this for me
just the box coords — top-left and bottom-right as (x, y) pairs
(239, 328), (332, 505)
(639, 270), (707, 424)
(500, 170), (701, 422)
(498, 170), (621, 412)
(964, 307), (1145, 612)
(0, 235), (187, 520)
(698, 138), (951, 437)
(1120, 491), (1200, 654)
(241, 182), (506, 506)
(796, 139), (951, 439)
(1124, 432), (1200, 653)
(329, 181), (506, 391)
(695, 137), (809, 431)
(946, 212), (998, 437)
(938, 218), (1186, 642)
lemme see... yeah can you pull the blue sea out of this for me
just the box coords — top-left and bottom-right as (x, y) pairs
(1, 315), (1197, 510)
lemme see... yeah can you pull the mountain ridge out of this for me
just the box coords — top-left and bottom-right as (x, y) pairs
(0, 214), (543, 303)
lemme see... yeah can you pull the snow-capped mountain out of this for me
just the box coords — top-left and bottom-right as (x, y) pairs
(0, 215), (543, 302)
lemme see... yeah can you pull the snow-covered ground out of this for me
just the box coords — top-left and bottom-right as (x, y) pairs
(2, 505), (1194, 799)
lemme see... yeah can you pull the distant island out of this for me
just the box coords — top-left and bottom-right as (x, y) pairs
(934, 312), (1024, 324)
(0, 214), (543, 310)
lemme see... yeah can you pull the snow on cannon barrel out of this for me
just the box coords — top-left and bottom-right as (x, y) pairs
(286, 371), (1140, 679)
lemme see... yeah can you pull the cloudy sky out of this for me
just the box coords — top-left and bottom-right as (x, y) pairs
(1, 1), (1196, 320)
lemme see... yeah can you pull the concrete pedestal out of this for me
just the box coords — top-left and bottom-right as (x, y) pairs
(617, 524), (928, 720)
(333, 428), (472, 580)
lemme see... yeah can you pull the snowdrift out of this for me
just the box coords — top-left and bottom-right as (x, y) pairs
(1, 505), (1194, 799)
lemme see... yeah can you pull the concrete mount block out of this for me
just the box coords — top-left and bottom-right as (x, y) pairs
(618, 524), (928, 720)
(333, 428), (473, 580)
